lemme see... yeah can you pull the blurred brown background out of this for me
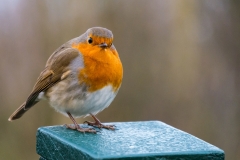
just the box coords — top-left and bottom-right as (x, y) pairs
(0, 0), (239, 159)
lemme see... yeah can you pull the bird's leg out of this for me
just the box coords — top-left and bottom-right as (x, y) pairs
(84, 113), (115, 130)
(65, 112), (96, 133)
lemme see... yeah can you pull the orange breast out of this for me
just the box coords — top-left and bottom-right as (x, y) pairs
(72, 43), (123, 92)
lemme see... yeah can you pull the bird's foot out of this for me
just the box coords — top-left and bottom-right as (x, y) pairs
(64, 124), (97, 133)
(84, 121), (115, 130)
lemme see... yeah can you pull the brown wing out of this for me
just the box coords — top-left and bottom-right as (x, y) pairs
(8, 48), (82, 121)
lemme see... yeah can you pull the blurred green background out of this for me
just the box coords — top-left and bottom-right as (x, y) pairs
(0, 0), (240, 159)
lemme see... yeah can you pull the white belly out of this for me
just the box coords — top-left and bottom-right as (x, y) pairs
(47, 83), (117, 118)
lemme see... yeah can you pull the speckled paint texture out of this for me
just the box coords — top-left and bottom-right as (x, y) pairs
(37, 121), (224, 160)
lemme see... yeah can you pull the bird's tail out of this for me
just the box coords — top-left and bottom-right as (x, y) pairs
(8, 102), (30, 121)
(8, 102), (28, 121)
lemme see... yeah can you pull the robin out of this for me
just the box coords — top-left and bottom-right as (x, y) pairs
(8, 27), (123, 133)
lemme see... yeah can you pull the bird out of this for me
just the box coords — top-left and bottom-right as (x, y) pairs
(8, 27), (123, 133)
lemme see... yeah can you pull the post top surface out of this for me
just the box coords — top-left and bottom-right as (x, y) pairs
(37, 121), (224, 159)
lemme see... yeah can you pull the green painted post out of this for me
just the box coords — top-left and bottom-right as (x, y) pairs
(36, 121), (224, 160)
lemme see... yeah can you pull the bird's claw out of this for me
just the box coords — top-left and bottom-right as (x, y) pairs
(64, 124), (97, 133)
(84, 121), (116, 130)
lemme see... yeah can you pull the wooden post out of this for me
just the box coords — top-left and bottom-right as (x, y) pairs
(37, 121), (224, 160)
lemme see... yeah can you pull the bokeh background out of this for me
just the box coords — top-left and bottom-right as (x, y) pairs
(0, 0), (239, 159)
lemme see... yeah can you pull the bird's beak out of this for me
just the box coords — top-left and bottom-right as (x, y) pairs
(99, 43), (108, 48)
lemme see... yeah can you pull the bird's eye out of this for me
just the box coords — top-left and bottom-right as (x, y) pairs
(88, 37), (93, 44)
